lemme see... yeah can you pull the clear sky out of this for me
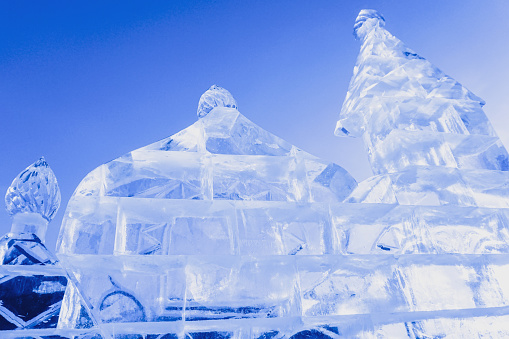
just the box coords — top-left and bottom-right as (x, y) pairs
(1, 1), (508, 250)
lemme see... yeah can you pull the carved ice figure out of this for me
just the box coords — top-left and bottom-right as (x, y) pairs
(0, 158), (66, 331)
(339, 9), (509, 209)
(0, 158), (99, 337)
(336, 10), (508, 175)
(331, 9), (509, 338)
(4, 157), (60, 241)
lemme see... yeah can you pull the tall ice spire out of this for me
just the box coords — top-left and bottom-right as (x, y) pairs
(336, 9), (509, 175)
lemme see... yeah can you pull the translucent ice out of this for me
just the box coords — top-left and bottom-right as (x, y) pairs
(5, 157), (61, 222)
(4, 9), (509, 338)
(197, 84), (238, 118)
(55, 86), (357, 337)
(0, 159), (98, 336)
(52, 13), (509, 335)
(336, 10), (508, 175)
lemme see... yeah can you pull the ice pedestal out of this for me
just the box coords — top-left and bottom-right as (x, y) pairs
(56, 191), (509, 336)
(0, 232), (66, 330)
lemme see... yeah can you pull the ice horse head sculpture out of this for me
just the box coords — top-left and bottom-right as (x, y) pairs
(56, 85), (357, 337)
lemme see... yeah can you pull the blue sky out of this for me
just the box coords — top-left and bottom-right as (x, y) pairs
(1, 1), (508, 250)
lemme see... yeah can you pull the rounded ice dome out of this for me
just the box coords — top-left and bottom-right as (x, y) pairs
(197, 85), (238, 118)
(353, 9), (385, 40)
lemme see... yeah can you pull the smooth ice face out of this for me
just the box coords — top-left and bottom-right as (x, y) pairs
(0, 269), (68, 330)
(197, 85), (238, 118)
(5, 157), (61, 222)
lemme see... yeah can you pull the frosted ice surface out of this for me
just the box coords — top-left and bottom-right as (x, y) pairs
(346, 166), (509, 208)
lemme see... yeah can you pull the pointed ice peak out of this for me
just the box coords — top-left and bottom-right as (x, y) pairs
(337, 10), (508, 174)
(354, 9), (385, 40)
(5, 157), (61, 222)
(197, 85), (238, 118)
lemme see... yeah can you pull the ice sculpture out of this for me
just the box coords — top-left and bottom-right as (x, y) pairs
(56, 85), (357, 338)
(336, 9), (509, 176)
(332, 9), (509, 337)
(0, 158), (100, 337)
(0, 158), (65, 332)
(3, 8), (509, 338)
(337, 9), (509, 209)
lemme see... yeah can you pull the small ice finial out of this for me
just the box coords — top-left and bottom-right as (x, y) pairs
(197, 85), (238, 118)
(353, 9), (385, 40)
(5, 157), (61, 240)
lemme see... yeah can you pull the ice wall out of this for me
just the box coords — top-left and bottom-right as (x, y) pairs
(55, 86), (358, 338)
